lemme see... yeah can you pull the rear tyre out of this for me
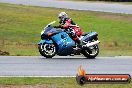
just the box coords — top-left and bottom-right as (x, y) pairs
(38, 43), (56, 58)
(82, 44), (99, 59)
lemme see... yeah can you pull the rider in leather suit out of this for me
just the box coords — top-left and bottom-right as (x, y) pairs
(54, 12), (83, 45)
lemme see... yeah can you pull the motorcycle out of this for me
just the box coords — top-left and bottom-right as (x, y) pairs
(38, 21), (100, 59)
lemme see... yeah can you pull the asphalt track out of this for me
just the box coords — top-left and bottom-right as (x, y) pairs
(0, 56), (132, 76)
(0, 0), (132, 14)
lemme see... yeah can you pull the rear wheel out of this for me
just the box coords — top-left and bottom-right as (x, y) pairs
(82, 44), (99, 59)
(38, 43), (56, 58)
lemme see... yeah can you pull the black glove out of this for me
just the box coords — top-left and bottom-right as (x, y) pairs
(54, 25), (63, 28)
(53, 26), (59, 28)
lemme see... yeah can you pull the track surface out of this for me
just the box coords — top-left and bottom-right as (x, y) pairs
(0, 0), (132, 77)
(0, 56), (132, 76)
(0, 0), (132, 14)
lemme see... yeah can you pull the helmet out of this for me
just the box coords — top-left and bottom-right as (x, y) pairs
(58, 12), (68, 21)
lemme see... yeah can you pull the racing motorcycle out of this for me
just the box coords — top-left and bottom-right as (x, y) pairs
(38, 21), (100, 59)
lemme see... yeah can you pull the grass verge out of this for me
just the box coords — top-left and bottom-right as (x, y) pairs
(0, 77), (131, 88)
(0, 3), (132, 56)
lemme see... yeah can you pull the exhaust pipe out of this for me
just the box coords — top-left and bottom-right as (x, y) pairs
(83, 40), (100, 47)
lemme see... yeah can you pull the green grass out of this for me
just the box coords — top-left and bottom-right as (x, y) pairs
(0, 77), (131, 88)
(0, 3), (132, 56)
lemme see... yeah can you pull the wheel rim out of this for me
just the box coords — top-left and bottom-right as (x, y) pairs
(85, 45), (98, 56)
(40, 44), (56, 56)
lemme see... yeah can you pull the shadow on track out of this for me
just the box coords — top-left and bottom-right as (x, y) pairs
(39, 56), (97, 60)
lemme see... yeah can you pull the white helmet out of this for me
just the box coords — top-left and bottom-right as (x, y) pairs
(58, 12), (68, 21)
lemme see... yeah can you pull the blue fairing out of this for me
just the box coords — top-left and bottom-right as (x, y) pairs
(38, 39), (53, 44)
(51, 31), (75, 54)
(39, 25), (75, 55)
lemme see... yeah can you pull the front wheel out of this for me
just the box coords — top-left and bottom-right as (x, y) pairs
(82, 44), (99, 59)
(38, 43), (56, 58)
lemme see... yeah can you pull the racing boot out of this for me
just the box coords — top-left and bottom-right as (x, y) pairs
(76, 38), (82, 49)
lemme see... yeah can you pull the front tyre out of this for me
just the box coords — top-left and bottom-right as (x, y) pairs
(38, 43), (56, 58)
(82, 45), (99, 59)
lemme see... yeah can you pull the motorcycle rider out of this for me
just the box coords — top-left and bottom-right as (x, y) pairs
(54, 12), (83, 45)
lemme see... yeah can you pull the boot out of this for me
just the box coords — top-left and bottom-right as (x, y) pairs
(76, 39), (82, 48)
